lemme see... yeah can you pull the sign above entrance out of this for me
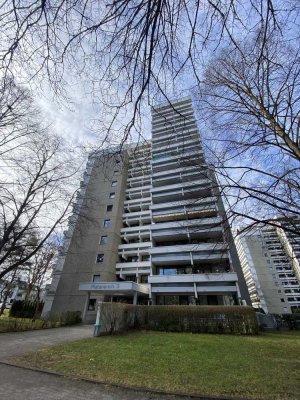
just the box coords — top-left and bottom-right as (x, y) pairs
(79, 281), (149, 295)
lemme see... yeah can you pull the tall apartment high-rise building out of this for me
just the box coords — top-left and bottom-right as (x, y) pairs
(235, 219), (300, 314)
(43, 97), (250, 322)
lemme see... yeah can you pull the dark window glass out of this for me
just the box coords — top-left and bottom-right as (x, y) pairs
(96, 254), (104, 263)
(106, 205), (113, 212)
(93, 274), (101, 282)
(88, 299), (96, 311)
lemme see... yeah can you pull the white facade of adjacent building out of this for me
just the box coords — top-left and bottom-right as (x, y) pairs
(235, 221), (300, 314)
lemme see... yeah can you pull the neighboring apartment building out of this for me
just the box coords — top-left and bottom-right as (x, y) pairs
(0, 279), (32, 308)
(43, 97), (250, 322)
(235, 220), (300, 314)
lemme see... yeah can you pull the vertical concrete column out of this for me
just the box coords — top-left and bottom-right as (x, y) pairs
(82, 292), (90, 323)
(133, 292), (138, 305)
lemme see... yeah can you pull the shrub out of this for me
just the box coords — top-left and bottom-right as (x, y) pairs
(10, 300), (37, 318)
(98, 303), (259, 335)
(42, 310), (82, 327)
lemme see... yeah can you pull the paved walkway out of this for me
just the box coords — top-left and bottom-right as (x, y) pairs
(0, 325), (93, 360)
(0, 363), (193, 400)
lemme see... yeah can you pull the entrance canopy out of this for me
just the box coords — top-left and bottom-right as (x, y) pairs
(79, 281), (149, 297)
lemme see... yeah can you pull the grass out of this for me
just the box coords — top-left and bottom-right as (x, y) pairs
(13, 330), (300, 400)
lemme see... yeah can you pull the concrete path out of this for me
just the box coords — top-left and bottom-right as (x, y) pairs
(0, 364), (191, 400)
(0, 325), (93, 360)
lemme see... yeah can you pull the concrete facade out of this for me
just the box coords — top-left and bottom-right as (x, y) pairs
(44, 97), (250, 321)
(43, 152), (129, 321)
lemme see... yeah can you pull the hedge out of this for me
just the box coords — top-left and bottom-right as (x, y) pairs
(98, 303), (259, 335)
(0, 310), (82, 333)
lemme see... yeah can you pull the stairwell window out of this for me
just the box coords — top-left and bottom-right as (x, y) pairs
(103, 219), (111, 228)
(100, 235), (108, 245)
(111, 180), (117, 187)
(109, 192), (115, 199)
(106, 205), (113, 212)
(93, 274), (101, 282)
(96, 254), (104, 263)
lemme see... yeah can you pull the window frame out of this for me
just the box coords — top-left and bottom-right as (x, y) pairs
(103, 218), (111, 228)
(100, 235), (108, 245)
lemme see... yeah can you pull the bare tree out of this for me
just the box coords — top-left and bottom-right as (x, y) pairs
(197, 28), (300, 233)
(22, 241), (58, 303)
(0, 80), (81, 280)
(0, 2), (299, 237)
(0, 1), (297, 147)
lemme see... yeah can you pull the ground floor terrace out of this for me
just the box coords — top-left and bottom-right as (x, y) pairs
(79, 278), (241, 323)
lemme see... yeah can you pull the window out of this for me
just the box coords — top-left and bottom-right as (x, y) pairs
(93, 274), (101, 282)
(103, 219), (111, 228)
(106, 205), (113, 212)
(280, 298), (285, 303)
(111, 180), (117, 187)
(96, 253), (104, 263)
(140, 275), (148, 284)
(128, 256), (138, 262)
(109, 192), (115, 199)
(114, 170), (119, 175)
(100, 235), (108, 245)
(88, 299), (96, 311)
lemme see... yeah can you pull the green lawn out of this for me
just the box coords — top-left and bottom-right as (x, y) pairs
(14, 331), (300, 400)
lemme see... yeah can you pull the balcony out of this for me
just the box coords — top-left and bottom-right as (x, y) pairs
(116, 261), (151, 274)
(123, 210), (151, 226)
(126, 185), (151, 199)
(149, 272), (238, 284)
(124, 197), (151, 211)
(149, 273), (238, 296)
(152, 205), (217, 223)
(151, 149), (203, 165)
(150, 243), (228, 266)
(118, 242), (152, 251)
(150, 197), (217, 211)
(152, 170), (207, 187)
(151, 216), (222, 231)
(152, 121), (197, 137)
(152, 137), (199, 153)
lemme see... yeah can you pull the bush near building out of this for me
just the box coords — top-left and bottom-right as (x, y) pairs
(0, 309), (81, 333)
(99, 303), (258, 335)
(10, 300), (38, 318)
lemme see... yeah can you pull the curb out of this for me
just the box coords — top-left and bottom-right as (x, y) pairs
(0, 360), (251, 400)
